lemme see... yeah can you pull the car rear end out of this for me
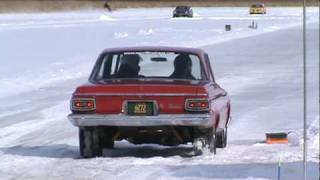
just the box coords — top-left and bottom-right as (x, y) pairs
(250, 4), (266, 14)
(68, 48), (220, 157)
(173, 6), (193, 17)
(69, 80), (215, 143)
(72, 79), (213, 118)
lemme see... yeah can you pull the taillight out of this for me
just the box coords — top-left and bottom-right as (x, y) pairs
(71, 98), (96, 111)
(185, 99), (210, 112)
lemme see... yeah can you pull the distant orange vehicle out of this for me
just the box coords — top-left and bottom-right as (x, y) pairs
(250, 3), (267, 14)
(68, 46), (231, 158)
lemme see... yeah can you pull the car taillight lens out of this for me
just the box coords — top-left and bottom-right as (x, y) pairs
(71, 98), (96, 111)
(185, 99), (210, 112)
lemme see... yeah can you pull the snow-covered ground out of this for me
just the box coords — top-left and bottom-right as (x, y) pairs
(0, 7), (318, 180)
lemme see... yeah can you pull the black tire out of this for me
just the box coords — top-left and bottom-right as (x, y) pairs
(216, 128), (227, 148)
(207, 128), (217, 154)
(79, 127), (103, 158)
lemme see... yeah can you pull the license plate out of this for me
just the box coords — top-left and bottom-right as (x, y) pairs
(127, 102), (154, 116)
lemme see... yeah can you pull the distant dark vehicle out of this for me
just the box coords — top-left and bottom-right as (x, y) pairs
(173, 6), (193, 18)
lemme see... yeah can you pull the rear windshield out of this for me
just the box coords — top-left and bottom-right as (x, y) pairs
(90, 51), (207, 82)
(176, 6), (190, 10)
(251, 4), (264, 8)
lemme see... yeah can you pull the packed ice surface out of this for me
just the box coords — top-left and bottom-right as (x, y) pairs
(0, 7), (318, 98)
(0, 7), (318, 180)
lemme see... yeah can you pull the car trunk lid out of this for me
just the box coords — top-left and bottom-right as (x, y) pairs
(74, 79), (209, 114)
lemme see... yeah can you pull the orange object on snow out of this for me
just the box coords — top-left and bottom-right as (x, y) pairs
(266, 133), (288, 144)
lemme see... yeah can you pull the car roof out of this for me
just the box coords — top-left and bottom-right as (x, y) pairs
(101, 46), (206, 56)
(176, 6), (191, 8)
(252, 3), (264, 6)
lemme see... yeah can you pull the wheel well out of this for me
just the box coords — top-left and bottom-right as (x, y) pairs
(226, 103), (231, 128)
(214, 113), (220, 129)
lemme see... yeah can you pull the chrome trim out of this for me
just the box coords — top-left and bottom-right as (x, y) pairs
(226, 116), (232, 128)
(212, 92), (227, 100)
(73, 93), (208, 97)
(68, 113), (213, 127)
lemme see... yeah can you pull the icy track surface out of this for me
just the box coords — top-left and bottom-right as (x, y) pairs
(0, 7), (319, 180)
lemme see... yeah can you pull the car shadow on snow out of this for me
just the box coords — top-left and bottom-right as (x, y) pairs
(103, 145), (195, 158)
(0, 143), (195, 159)
(0, 144), (80, 159)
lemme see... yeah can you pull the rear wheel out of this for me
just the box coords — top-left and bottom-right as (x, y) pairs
(216, 128), (227, 148)
(207, 128), (217, 154)
(79, 127), (103, 158)
(193, 128), (216, 155)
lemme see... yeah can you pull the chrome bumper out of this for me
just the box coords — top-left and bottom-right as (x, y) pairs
(68, 113), (213, 127)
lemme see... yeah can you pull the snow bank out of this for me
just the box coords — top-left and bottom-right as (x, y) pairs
(307, 116), (319, 159)
(99, 14), (115, 21)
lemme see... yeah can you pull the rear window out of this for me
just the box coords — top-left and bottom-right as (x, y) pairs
(176, 6), (190, 10)
(90, 51), (207, 82)
(252, 4), (264, 8)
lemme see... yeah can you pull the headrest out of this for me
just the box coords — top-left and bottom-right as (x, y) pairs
(121, 54), (142, 67)
(174, 54), (191, 68)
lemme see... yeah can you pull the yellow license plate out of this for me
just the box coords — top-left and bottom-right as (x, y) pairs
(127, 102), (154, 116)
(134, 103), (147, 113)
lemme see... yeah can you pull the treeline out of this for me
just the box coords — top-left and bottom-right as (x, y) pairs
(0, 0), (317, 13)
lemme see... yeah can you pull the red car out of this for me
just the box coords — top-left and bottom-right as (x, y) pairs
(68, 46), (231, 158)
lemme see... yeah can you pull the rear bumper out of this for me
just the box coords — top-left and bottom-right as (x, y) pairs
(250, 9), (265, 14)
(173, 13), (192, 17)
(68, 113), (213, 127)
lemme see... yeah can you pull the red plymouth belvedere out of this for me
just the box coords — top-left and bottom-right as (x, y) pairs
(68, 46), (231, 158)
